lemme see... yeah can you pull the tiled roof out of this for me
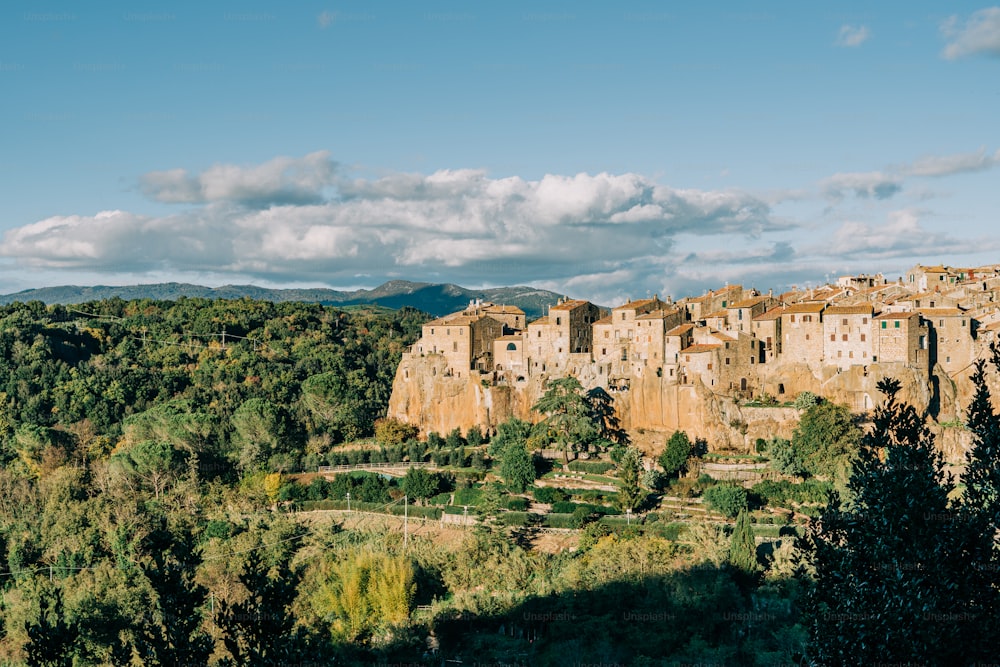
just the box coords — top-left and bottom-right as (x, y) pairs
(917, 307), (965, 317)
(682, 343), (722, 354)
(593, 315), (613, 325)
(666, 324), (696, 336)
(730, 296), (768, 308)
(874, 311), (918, 320)
(426, 314), (477, 326)
(823, 304), (875, 315)
(782, 302), (826, 314)
(753, 306), (785, 321)
(703, 309), (728, 319)
(550, 299), (592, 311)
(528, 316), (550, 326)
(484, 304), (525, 314)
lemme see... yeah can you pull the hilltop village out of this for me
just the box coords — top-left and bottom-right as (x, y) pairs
(388, 264), (1000, 456)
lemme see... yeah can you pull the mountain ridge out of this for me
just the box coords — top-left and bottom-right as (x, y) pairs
(0, 280), (578, 319)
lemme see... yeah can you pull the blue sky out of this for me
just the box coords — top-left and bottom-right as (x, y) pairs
(1, 1), (998, 304)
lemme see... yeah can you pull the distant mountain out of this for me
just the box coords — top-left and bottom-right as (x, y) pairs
(0, 280), (577, 320)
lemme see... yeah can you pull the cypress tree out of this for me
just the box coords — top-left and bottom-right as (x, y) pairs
(729, 508), (759, 577)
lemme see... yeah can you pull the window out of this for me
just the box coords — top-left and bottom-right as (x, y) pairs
(537, 330), (541, 337)
(707, 363), (713, 370)
(806, 334), (810, 340)
(726, 357), (730, 365)
(895, 321), (900, 328)
(602, 348), (606, 355)
(506, 342), (517, 351)
(842, 318), (848, 326)
(881, 321), (886, 329)
(947, 356), (951, 363)
(790, 314), (796, 323)
(446, 328), (450, 335)
(838, 350), (842, 357)
(558, 347), (562, 353)
(453, 342), (458, 352)
(863, 317), (868, 324)
(842, 334), (848, 341)
(830, 334), (836, 342)
(849, 351), (853, 358)
(861, 334), (866, 342)
(556, 317), (561, 325)
(431, 328), (435, 335)
(939, 320), (944, 327)
(621, 313), (626, 321)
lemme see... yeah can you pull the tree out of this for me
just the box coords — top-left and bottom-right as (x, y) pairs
(373, 417), (419, 447)
(585, 386), (630, 446)
(729, 508), (759, 577)
(800, 378), (988, 665)
(24, 586), (78, 667)
(487, 417), (532, 459)
(702, 484), (747, 519)
(216, 549), (302, 665)
(957, 350), (1000, 652)
(617, 446), (644, 511)
(465, 425), (484, 448)
(764, 437), (805, 477)
(659, 431), (693, 478)
(231, 398), (289, 473)
(401, 466), (439, 502)
(532, 377), (597, 464)
(792, 400), (860, 483)
(500, 441), (536, 493)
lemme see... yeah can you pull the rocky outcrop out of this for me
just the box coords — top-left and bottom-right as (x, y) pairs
(387, 353), (982, 462)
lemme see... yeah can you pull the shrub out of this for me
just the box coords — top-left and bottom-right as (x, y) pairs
(504, 497), (529, 511)
(500, 511), (531, 527)
(532, 486), (568, 504)
(453, 487), (482, 506)
(544, 513), (577, 529)
(551, 501), (579, 514)
(429, 492), (452, 506)
(567, 460), (615, 474)
(702, 484), (749, 518)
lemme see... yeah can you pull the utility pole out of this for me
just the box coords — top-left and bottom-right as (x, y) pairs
(404, 495), (409, 549)
(346, 492), (351, 514)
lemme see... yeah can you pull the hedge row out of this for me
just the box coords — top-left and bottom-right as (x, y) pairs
(567, 460), (615, 474)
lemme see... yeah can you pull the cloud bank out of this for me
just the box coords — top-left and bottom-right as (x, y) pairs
(836, 24), (871, 47)
(2, 150), (995, 305)
(942, 7), (1000, 60)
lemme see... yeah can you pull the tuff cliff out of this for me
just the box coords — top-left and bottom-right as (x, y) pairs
(387, 353), (976, 461)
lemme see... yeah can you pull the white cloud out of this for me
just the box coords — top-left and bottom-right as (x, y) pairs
(821, 171), (902, 200)
(898, 147), (1000, 177)
(821, 208), (989, 260)
(1, 159), (786, 299)
(836, 24), (870, 47)
(942, 7), (1000, 59)
(139, 151), (338, 205)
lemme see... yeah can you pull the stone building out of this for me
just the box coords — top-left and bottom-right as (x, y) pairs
(873, 311), (925, 366)
(822, 304), (876, 371)
(752, 305), (783, 362)
(780, 302), (826, 368)
(920, 307), (975, 375)
(416, 312), (506, 378)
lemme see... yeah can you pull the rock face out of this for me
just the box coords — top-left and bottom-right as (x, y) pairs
(387, 353), (978, 462)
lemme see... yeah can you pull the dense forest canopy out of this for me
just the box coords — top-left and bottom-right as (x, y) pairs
(0, 297), (427, 478)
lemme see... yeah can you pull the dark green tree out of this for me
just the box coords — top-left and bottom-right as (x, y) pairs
(500, 441), (536, 493)
(532, 377), (597, 464)
(216, 549), (303, 665)
(659, 431), (693, 478)
(401, 466), (439, 502)
(585, 386), (630, 446)
(792, 400), (860, 482)
(702, 484), (748, 519)
(800, 378), (987, 665)
(24, 586), (78, 667)
(729, 508), (759, 578)
(617, 446), (644, 511)
(487, 417), (532, 459)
